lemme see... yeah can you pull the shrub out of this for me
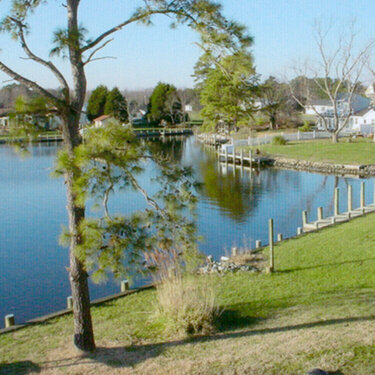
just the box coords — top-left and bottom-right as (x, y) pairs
(156, 274), (219, 335)
(145, 248), (219, 336)
(299, 120), (312, 132)
(272, 135), (287, 145)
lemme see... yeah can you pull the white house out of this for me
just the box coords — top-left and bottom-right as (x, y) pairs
(305, 99), (333, 115)
(93, 114), (113, 127)
(184, 104), (193, 112)
(313, 94), (371, 132)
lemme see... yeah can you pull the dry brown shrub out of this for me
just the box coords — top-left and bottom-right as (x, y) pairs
(145, 248), (219, 336)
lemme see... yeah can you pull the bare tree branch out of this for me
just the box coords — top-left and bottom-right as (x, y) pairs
(83, 38), (114, 65)
(81, 7), (196, 53)
(0, 60), (62, 107)
(7, 16), (70, 98)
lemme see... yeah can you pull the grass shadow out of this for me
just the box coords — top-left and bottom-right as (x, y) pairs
(0, 361), (41, 375)
(39, 314), (375, 371)
(215, 307), (262, 331)
(279, 257), (375, 274)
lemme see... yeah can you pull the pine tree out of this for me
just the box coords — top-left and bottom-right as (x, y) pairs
(87, 85), (108, 121)
(104, 87), (128, 123)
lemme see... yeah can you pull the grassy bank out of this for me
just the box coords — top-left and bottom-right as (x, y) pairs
(2, 214), (375, 374)
(244, 138), (375, 165)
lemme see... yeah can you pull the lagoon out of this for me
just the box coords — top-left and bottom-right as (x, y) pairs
(0, 135), (373, 327)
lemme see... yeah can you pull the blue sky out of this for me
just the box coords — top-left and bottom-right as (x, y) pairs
(0, 0), (374, 90)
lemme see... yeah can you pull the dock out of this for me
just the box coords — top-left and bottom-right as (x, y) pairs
(217, 147), (272, 167)
(302, 183), (375, 232)
(134, 128), (193, 138)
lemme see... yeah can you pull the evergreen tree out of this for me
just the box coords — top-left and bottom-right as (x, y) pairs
(147, 82), (180, 124)
(0, 0), (252, 352)
(104, 87), (128, 123)
(87, 85), (108, 121)
(199, 51), (258, 132)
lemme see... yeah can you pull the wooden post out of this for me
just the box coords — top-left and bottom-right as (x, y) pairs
(240, 149), (244, 166)
(268, 219), (274, 273)
(249, 150), (253, 169)
(232, 146), (236, 165)
(334, 187), (339, 217)
(231, 247), (238, 257)
(277, 233), (283, 242)
(121, 280), (129, 292)
(255, 240), (262, 249)
(302, 210), (308, 227)
(225, 147), (228, 163)
(317, 206), (323, 220)
(360, 181), (365, 210)
(67, 296), (73, 309)
(348, 185), (352, 212)
(297, 227), (303, 235)
(4, 314), (15, 328)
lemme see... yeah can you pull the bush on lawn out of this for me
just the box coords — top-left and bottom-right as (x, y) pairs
(272, 135), (287, 145)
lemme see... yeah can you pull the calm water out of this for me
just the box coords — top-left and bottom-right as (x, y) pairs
(0, 136), (374, 327)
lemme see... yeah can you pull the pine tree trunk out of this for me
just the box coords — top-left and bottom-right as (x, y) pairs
(63, 111), (96, 352)
(66, 184), (95, 351)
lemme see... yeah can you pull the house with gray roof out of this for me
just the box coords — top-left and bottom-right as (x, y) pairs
(307, 94), (372, 132)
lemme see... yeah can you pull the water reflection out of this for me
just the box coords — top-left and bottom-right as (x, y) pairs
(1, 135), (375, 326)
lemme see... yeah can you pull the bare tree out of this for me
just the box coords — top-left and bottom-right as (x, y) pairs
(289, 22), (374, 143)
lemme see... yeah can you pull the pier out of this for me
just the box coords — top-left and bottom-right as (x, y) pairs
(217, 147), (272, 167)
(134, 128), (193, 137)
(302, 183), (375, 232)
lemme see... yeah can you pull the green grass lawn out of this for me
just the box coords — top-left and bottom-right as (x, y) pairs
(2, 214), (375, 374)
(244, 138), (375, 165)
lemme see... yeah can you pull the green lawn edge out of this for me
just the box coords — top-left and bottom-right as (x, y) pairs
(2, 213), (375, 374)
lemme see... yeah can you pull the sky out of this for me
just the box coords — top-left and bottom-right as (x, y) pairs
(0, 0), (374, 90)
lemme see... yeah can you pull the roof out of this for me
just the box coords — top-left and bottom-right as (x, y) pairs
(0, 108), (12, 117)
(309, 99), (332, 106)
(93, 114), (111, 122)
(353, 107), (374, 116)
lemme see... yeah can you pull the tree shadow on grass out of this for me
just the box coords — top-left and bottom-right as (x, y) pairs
(279, 257), (375, 274)
(41, 314), (375, 371)
(0, 361), (41, 375)
(215, 307), (262, 331)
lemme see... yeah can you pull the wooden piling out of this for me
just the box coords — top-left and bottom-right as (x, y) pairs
(67, 296), (73, 309)
(121, 280), (129, 292)
(302, 210), (308, 227)
(249, 150), (253, 169)
(297, 227), (303, 235)
(360, 181), (365, 210)
(334, 187), (339, 216)
(317, 206), (323, 220)
(231, 247), (238, 257)
(240, 149), (244, 166)
(268, 219), (274, 273)
(277, 233), (283, 242)
(255, 240), (262, 249)
(232, 146), (236, 165)
(348, 185), (352, 212)
(225, 147), (228, 163)
(4, 314), (14, 328)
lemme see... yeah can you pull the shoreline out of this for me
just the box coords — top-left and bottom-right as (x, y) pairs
(270, 156), (375, 178)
